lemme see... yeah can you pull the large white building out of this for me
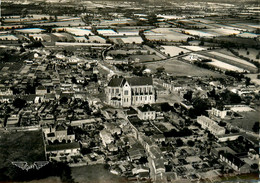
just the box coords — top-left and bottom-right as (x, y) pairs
(105, 76), (155, 107)
(197, 115), (225, 136)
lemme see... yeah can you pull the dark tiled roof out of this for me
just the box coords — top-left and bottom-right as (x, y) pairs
(56, 124), (66, 131)
(221, 152), (245, 168)
(107, 78), (124, 87)
(126, 107), (138, 115)
(126, 77), (153, 86)
(37, 85), (46, 90)
(108, 77), (153, 87)
(46, 142), (80, 151)
(47, 132), (55, 137)
(137, 104), (155, 112)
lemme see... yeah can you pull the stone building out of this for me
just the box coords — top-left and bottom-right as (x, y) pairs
(105, 76), (155, 107)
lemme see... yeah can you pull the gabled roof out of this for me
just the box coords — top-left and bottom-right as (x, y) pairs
(126, 77), (153, 86)
(138, 104), (155, 112)
(108, 77), (153, 87)
(47, 132), (55, 137)
(37, 85), (46, 90)
(221, 152), (245, 168)
(56, 124), (66, 131)
(46, 142), (80, 151)
(107, 78), (124, 87)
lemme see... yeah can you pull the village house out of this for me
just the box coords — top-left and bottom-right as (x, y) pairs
(197, 115), (225, 136)
(0, 87), (13, 96)
(137, 104), (156, 120)
(100, 129), (114, 147)
(219, 152), (250, 174)
(6, 114), (20, 127)
(210, 107), (228, 119)
(43, 124), (75, 144)
(46, 142), (81, 162)
(36, 85), (47, 95)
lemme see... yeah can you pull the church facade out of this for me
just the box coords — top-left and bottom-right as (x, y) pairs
(105, 77), (155, 107)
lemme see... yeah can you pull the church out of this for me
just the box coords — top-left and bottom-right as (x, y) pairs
(105, 76), (155, 107)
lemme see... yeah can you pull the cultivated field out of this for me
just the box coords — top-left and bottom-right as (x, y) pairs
(0, 35), (19, 41)
(160, 46), (190, 57)
(209, 51), (257, 68)
(233, 48), (260, 63)
(63, 28), (93, 36)
(143, 59), (224, 77)
(183, 28), (240, 37)
(129, 55), (161, 62)
(245, 74), (260, 85)
(192, 54), (246, 73)
(36, 19), (86, 27)
(180, 45), (207, 51)
(145, 28), (191, 42)
(16, 28), (45, 33)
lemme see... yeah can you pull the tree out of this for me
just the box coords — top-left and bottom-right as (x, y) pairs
(71, 77), (77, 84)
(161, 102), (173, 112)
(219, 121), (226, 127)
(245, 77), (251, 87)
(183, 91), (193, 102)
(187, 140), (195, 147)
(139, 157), (148, 164)
(220, 90), (241, 104)
(176, 139), (183, 147)
(192, 98), (211, 116)
(251, 163), (258, 170)
(174, 103), (179, 109)
(199, 40), (204, 46)
(60, 97), (68, 104)
(13, 98), (26, 109)
(252, 122), (259, 133)
(156, 67), (165, 74)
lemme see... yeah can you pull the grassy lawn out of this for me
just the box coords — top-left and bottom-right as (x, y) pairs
(143, 59), (224, 77)
(129, 55), (161, 62)
(227, 110), (259, 132)
(71, 165), (128, 183)
(25, 176), (62, 183)
(220, 173), (259, 182)
(0, 130), (46, 181)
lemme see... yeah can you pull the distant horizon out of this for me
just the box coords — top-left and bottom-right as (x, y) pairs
(1, 0), (259, 2)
